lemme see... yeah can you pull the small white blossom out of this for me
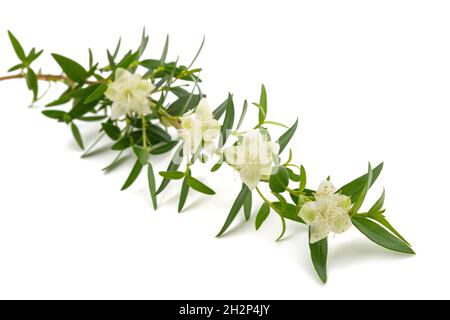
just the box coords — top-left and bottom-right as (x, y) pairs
(105, 68), (155, 120)
(224, 130), (279, 190)
(299, 180), (352, 243)
(178, 98), (221, 158)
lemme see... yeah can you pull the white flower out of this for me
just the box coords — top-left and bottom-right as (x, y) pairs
(298, 180), (352, 243)
(224, 129), (279, 190)
(105, 68), (155, 120)
(178, 98), (221, 158)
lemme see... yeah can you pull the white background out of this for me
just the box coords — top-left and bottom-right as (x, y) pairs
(0, 0), (449, 299)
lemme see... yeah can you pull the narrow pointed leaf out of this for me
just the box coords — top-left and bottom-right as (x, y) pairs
(259, 84), (267, 124)
(212, 98), (228, 120)
(156, 145), (183, 194)
(186, 176), (215, 195)
(299, 165), (307, 193)
(243, 190), (252, 221)
(150, 140), (179, 155)
(85, 83), (107, 104)
(369, 189), (385, 213)
(147, 163), (157, 210)
(255, 203), (270, 230)
(70, 122), (84, 150)
(178, 176), (190, 213)
(351, 163), (373, 214)
(52, 53), (88, 83)
(276, 118), (298, 154)
(42, 110), (68, 121)
(338, 162), (383, 202)
(133, 145), (149, 165)
(121, 160), (143, 191)
(369, 214), (410, 246)
(217, 184), (249, 236)
(160, 35), (169, 65)
(220, 94), (235, 145)
(8, 31), (26, 62)
(352, 216), (414, 254)
(25, 68), (38, 101)
(309, 231), (328, 284)
(236, 100), (248, 130)
(159, 171), (185, 180)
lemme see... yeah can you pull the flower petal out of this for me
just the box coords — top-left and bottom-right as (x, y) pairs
(114, 68), (131, 83)
(330, 209), (352, 234)
(195, 98), (212, 120)
(315, 180), (336, 199)
(239, 164), (262, 190)
(299, 202), (318, 224)
(224, 146), (244, 166)
(110, 103), (126, 120)
(309, 222), (331, 244)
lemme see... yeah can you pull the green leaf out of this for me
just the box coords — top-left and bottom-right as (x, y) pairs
(255, 203), (270, 230)
(269, 166), (289, 193)
(159, 171), (185, 180)
(299, 165), (307, 193)
(186, 176), (215, 195)
(159, 35), (169, 65)
(52, 53), (88, 83)
(350, 163), (373, 214)
(369, 214), (410, 246)
(101, 122), (121, 140)
(352, 216), (414, 254)
(276, 118), (298, 154)
(27, 48), (43, 63)
(137, 28), (149, 59)
(243, 190), (252, 221)
(150, 140), (179, 155)
(85, 83), (107, 104)
(338, 162), (384, 202)
(210, 160), (223, 172)
(133, 145), (149, 165)
(217, 184), (250, 236)
(220, 94), (235, 145)
(272, 202), (303, 223)
(156, 145), (183, 195)
(116, 51), (138, 70)
(212, 98), (228, 120)
(8, 31), (26, 62)
(25, 68), (38, 101)
(79, 115), (107, 122)
(236, 100), (248, 130)
(286, 167), (300, 182)
(369, 188), (385, 213)
(8, 63), (24, 72)
(147, 163), (157, 210)
(88, 48), (94, 69)
(42, 110), (69, 121)
(259, 84), (267, 124)
(70, 122), (84, 150)
(46, 94), (71, 107)
(147, 124), (171, 144)
(121, 160), (143, 191)
(188, 35), (205, 68)
(271, 192), (287, 212)
(309, 231), (328, 284)
(170, 86), (190, 98)
(166, 94), (202, 116)
(178, 175), (190, 213)
(111, 136), (131, 150)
